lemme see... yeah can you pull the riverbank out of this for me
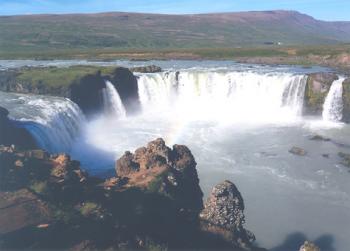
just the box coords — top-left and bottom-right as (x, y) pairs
(1, 45), (350, 73)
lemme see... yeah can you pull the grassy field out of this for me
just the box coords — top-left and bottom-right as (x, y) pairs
(16, 65), (116, 87)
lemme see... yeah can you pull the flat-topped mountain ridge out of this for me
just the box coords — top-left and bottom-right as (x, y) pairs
(1, 10), (350, 55)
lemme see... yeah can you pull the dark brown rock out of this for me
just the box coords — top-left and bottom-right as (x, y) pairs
(115, 138), (203, 213)
(116, 151), (140, 177)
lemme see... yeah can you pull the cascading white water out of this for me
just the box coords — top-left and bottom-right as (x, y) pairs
(137, 71), (307, 122)
(102, 80), (126, 119)
(322, 77), (345, 122)
(14, 97), (86, 153)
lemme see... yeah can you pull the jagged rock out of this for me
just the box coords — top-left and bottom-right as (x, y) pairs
(116, 151), (140, 176)
(130, 65), (162, 73)
(289, 146), (307, 156)
(304, 72), (338, 115)
(299, 241), (320, 251)
(116, 138), (203, 213)
(199, 180), (255, 249)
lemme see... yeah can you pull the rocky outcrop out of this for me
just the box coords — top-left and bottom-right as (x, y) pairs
(130, 65), (162, 73)
(0, 106), (36, 149)
(116, 138), (203, 213)
(304, 72), (338, 115)
(0, 66), (144, 117)
(0, 146), (88, 198)
(199, 180), (256, 250)
(342, 78), (350, 122)
(0, 140), (262, 250)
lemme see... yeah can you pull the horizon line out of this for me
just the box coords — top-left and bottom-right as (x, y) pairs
(0, 9), (348, 22)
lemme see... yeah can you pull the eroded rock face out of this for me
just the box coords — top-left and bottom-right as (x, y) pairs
(304, 72), (338, 115)
(116, 138), (203, 213)
(200, 180), (255, 250)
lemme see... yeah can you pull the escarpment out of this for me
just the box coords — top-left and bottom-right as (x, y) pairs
(0, 139), (263, 250)
(0, 65), (159, 118)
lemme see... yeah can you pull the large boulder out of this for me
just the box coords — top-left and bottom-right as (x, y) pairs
(342, 78), (350, 122)
(304, 72), (338, 115)
(199, 180), (256, 250)
(116, 138), (203, 213)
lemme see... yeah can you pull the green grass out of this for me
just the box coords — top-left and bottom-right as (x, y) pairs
(16, 65), (115, 87)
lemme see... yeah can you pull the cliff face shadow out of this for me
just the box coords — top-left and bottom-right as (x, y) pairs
(270, 232), (335, 251)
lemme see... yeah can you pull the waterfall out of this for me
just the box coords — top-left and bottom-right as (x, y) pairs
(102, 81), (126, 119)
(12, 97), (86, 154)
(322, 77), (345, 122)
(137, 71), (307, 122)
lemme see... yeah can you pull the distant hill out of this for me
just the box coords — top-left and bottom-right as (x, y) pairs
(1, 10), (350, 54)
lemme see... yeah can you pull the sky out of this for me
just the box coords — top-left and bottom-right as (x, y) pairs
(0, 0), (349, 21)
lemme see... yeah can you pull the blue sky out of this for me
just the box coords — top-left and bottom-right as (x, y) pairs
(0, 0), (349, 21)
